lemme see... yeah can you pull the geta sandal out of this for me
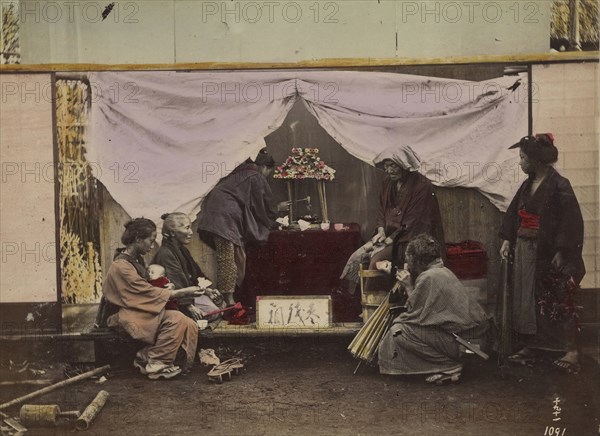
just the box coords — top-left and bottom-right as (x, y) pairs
(207, 358), (244, 384)
(425, 371), (461, 385)
(207, 365), (232, 384)
(507, 349), (536, 365)
(552, 359), (581, 374)
(219, 358), (244, 375)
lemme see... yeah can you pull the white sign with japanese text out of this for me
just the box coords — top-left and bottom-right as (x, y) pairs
(256, 296), (332, 329)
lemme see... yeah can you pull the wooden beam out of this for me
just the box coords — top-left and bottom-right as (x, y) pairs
(0, 52), (598, 73)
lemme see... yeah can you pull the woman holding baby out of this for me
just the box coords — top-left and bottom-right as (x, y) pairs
(102, 218), (201, 379)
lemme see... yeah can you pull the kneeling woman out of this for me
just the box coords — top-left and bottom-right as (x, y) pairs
(378, 234), (489, 384)
(103, 218), (200, 379)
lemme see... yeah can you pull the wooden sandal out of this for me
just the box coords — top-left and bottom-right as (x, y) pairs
(219, 358), (244, 375)
(552, 359), (581, 374)
(207, 359), (244, 384)
(425, 371), (461, 385)
(508, 349), (536, 365)
(207, 364), (233, 384)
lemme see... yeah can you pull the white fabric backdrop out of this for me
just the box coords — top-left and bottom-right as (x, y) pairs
(88, 70), (527, 222)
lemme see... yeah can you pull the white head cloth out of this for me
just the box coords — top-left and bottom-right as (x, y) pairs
(373, 145), (421, 172)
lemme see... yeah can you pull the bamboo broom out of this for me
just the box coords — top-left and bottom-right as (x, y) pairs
(361, 299), (391, 360)
(348, 281), (401, 366)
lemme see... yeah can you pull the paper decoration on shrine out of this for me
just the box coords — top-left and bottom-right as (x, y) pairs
(273, 148), (335, 222)
(273, 147), (335, 181)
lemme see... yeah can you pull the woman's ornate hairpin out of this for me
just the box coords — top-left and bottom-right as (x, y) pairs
(534, 133), (554, 145)
(510, 133), (555, 149)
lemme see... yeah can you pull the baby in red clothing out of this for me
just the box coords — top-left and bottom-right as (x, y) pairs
(148, 264), (179, 311)
(148, 264), (224, 321)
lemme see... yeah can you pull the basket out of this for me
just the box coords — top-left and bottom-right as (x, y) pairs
(446, 240), (488, 279)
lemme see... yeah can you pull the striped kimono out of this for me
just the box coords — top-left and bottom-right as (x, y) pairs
(378, 260), (489, 375)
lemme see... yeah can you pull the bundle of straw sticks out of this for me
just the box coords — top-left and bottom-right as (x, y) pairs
(348, 281), (401, 364)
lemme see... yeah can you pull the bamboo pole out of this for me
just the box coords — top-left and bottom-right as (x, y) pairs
(0, 365), (110, 412)
(76, 390), (110, 430)
(321, 180), (329, 222)
(287, 181), (294, 223)
(317, 181), (326, 223)
(0, 380), (53, 386)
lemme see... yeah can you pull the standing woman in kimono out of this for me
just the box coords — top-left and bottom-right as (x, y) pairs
(103, 218), (201, 379)
(499, 134), (585, 373)
(197, 148), (288, 306)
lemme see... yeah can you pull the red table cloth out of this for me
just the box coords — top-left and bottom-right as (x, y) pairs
(239, 224), (363, 322)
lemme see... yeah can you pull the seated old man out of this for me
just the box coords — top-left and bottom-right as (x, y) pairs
(378, 234), (490, 384)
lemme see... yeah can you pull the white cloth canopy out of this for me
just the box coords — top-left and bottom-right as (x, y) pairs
(88, 70), (527, 221)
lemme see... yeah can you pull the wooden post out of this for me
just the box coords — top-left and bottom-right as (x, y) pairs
(569, 0), (581, 51)
(498, 258), (512, 365)
(317, 180), (329, 223)
(286, 181), (294, 223)
(322, 181), (329, 222)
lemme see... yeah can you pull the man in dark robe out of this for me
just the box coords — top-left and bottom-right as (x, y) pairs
(341, 145), (445, 293)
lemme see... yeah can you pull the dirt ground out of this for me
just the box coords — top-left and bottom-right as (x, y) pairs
(1, 335), (599, 436)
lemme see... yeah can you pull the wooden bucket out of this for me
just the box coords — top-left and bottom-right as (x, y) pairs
(359, 264), (389, 322)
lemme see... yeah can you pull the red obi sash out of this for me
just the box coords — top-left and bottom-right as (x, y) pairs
(518, 209), (540, 230)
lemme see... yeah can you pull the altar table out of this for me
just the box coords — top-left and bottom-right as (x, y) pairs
(239, 224), (363, 322)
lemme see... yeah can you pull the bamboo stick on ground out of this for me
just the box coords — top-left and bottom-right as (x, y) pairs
(0, 365), (110, 412)
(0, 380), (53, 386)
(76, 390), (110, 430)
